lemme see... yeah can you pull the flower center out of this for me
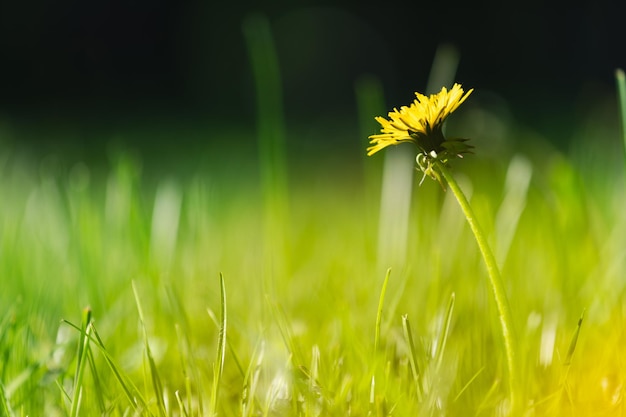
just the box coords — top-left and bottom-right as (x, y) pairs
(409, 124), (446, 154)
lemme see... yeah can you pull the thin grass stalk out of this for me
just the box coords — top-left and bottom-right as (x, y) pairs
(374, 268), (392, 351)
(56, 378), (71, 405)
(174, 323), (202, 416)
(615, 69), (626, 169)
(369, 376), (376, 414)
(85, 341), (106, 413)
(0, 308), (17, 383)
(175, 390), (189, 417)
(433, 159), (520, 413)
(434, 292), (455, 372)
(402, 315), (423, 401)
(63, 318), (149, 412)
(453, 366), (485, 402)
(132, 281), (167, 417)
(268, 297), (304, 367)
(210, 274), (227, 417)
(185, 377), (193, 417)
(552, 313), (586, 413)
(69, 307), (92, 417)
(0, 383), (12, 417)
(145, 346), (167, 417)
(207, 305), (245, 380)
(88, 322), (149, 412)
(306, 345), (321, 417)
(562, 311), (585, 372)
(242, 340), (264, 417)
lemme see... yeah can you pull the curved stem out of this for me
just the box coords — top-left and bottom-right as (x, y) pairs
(434, 159), (519, 412)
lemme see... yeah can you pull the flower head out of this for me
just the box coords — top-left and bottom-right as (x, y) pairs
(367, 84), (473, 182)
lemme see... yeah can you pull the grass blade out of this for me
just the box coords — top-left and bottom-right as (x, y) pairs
(402, 314), (423, 401)
(0, 382), (12, 417)
(369, 375), (376, 413)
(453, 366), (485, 402)
(69, 307), (92, 417)
(0, 307), (17, 383)
(268, 298), (304, 368)
(175, 389), (189, 417)
(174, 322), (203, 416)
(86, 341), (106, 413)
(304, 345), (321, 417)
(563, 310), (585, 367)
(615, 69), (626, 168)
(374, 268), (392, 351)
(210, 273), (227, 417)
(242, 340), (264, 417)
(87, 322), (151, 413)
(132, 281), (167, 417)
(434, 292), (455, 371)
(207, 304), (245, 379)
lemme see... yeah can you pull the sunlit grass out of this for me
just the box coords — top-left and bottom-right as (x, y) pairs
(1, 106), (626, 415)
(1, 14), (625, 413)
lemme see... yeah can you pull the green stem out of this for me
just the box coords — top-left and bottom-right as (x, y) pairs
(434, 159), (519, 412)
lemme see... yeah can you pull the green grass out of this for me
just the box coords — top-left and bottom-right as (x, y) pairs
(1, 109), (625, 416)
(1, 18), (625, 413)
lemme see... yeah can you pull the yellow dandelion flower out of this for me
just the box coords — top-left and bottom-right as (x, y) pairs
(367, 83), (473, 159)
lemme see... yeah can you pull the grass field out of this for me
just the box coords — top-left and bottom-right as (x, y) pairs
(2, 21), (626, 415)
(1, 91), (626, 416)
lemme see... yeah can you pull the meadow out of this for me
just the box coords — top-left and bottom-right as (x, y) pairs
(1, 22), (626, 417)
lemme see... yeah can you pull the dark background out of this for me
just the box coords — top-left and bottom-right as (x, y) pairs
(0, 1), (624, 151)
